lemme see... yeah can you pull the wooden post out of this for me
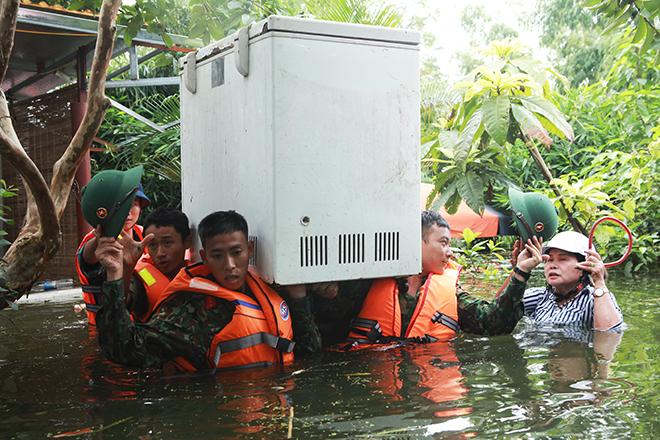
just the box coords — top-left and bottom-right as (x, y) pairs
(73, 46), (91, 242)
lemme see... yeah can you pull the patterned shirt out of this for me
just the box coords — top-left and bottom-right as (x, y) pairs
(96, 278), (320, 370)
(523, 285), (623, 331)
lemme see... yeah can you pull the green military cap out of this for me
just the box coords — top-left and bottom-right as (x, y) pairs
(81, 166), (144, 238)
(508, 188), (558, 242)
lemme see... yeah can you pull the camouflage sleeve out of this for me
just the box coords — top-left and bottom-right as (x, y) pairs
(313, 279), (373, 324)
(96, 279), (236, 369)
(456, 276), (527, 336)
(312, 279), (373, 347)
(76, 245), (105, 285)
(287, 295), (322, 357)
(126, 274), (148, 318)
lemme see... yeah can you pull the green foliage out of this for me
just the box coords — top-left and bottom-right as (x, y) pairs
(184, 0), (403, 47)
(528, 0), (614, 88)
(455, 5), (519, 76)
(419, 79), (458, 153)
(605, 30), (660, 91)
(117, 0), (176, 47)
(582, 0), (660, 61)
(0, 180), (17, 248)
(0, 181), (19, 316)
(424, 39), (573, 217)
(94, 94), (182, 212)
(304, 0), (403, 26)
(499, 33), (660, 271)
(453, 230), (510, 293)
(187, 0), (259, 46)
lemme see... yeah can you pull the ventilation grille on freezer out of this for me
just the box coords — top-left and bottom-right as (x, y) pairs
(375, 231), (400, 261)
(300, 235), (328, 267)
(339, 233), (365, 264)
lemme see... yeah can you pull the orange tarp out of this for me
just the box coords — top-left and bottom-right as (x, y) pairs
(421, 183), (500, 238)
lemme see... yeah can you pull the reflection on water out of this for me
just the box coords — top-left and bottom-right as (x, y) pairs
(1, 273), (659, 438)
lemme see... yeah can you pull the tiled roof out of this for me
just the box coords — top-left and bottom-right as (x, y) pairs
(20, 0), (97, 19)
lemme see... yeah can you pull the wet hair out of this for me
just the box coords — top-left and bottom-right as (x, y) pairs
(421, 210), (450, 242)
(198, 210), (248, 249)
(143, 208), (190, 241)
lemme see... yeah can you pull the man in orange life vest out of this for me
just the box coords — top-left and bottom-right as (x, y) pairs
(75, 166), (153, 325)
(93, 210), (319, 371)
(310, 210), (547, 348)
(124, 207), (193, 322)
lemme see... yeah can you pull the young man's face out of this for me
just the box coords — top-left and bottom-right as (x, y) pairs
(145, 225), (192, 280)
(421, 224), (453, 276)
(199, 230), (254, 292)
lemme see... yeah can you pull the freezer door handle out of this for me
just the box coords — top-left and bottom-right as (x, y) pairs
(184, 51), (197, 94)
(235, 25), (250, 77)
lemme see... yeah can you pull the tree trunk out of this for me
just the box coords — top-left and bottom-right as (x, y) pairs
(524, 137), (588, 236)
(0, 0), (122, 306)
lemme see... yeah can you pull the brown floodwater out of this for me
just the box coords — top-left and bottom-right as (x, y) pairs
(1, 271), (659, 439)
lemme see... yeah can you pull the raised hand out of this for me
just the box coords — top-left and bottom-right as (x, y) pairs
(515, 236), (546, 274)
(510, 239), (522, 268)
(118, 231), (154, 269)
(309, 282), (339, 300)
(93, 225), (124, 281)
(577, 248), (606, 286)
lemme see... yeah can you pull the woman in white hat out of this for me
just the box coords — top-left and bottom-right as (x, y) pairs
(522, 231), (623, 331)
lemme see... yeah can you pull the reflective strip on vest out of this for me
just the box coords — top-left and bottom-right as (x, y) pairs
(81, 284), (101, 294)
(348, 318), (383, 343)
(431, 311), (459, 333)
(137, 267), (157, 287)
(215, 332), (295, 357)
(85, 303), (102, 313)
(82, 284), (102, 312)
(189, 277), (220, 291)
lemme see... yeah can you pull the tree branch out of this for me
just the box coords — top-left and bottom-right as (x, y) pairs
(50, 0), (122, 217)
(0, 91), (40, 235)
(0, 92), (61, 292)
(0, 0), (20, 85)
(524, 137), (587, 235)
(0, 0), (122, 301)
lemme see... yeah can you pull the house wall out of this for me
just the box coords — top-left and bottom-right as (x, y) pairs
(3, 85), (81, 284)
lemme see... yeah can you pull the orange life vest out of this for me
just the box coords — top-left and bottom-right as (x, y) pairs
(153, 263), (295, 372)
(359, 344), (469, 410)
(413, 345), (468, 406)
(346, 261), (461, 344)
(75, 225), (144, 325)
(132, 255), (190, 323)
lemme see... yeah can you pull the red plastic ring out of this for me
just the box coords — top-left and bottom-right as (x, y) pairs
(588, 216), (633, 268)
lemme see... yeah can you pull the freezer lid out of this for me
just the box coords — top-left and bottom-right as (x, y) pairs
(251, 15), (420, 45)
(181, 15), (420, 70)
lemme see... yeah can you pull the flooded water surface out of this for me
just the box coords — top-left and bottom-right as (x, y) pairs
(1, 272), (659, 439)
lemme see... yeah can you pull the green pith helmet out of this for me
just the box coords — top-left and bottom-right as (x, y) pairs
(508, 188), (559, 242)
(81, 166), (144, 238)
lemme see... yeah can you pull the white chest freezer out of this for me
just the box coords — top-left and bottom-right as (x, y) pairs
(179, 15), (421, 285)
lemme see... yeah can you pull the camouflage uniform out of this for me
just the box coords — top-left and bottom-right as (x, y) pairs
(309, 276), (527, 348)
(126, 273), (148, 318)
(76, 228), (144, 291)
(96, 278), (320, 370)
